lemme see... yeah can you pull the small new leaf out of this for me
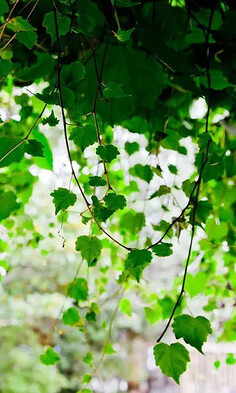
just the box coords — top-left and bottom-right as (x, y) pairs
(42, 110), (59, 127)
(40, 347), (60, 366)
(172, 314), (212, 353)
(50, 188), (77, 214)
(153, 343), (190, 384)
(114, 28), (135, 42)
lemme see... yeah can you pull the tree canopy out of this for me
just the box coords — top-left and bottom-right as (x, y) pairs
(0, 0), (235, 388)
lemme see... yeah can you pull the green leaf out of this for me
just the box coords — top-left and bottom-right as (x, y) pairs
(153, 343), (190, 384)
(61, 61), (85, 85)
(172, 314), (212, 353)
(103, 82), (129, 98)
(104, 342), (117, 354)
(114, 28), (135, 42)
(7, 16), (35, 32)
(25, 139), (45, 157)
(152, 243), (173, 257)
(214, 360), (221, 369)
(69, 125), (97, 152)
(0, 260), (9, 270)
(125, 142), (139, 156)
(226, 353), (236, 365)
(0, 59), (13, 77)
(168, 164), (178, 175)
(50, 188), (77, 214)
(202, 156), (224, 182)
(125, 249), (152, 281)
(104, 193), (127, 211)
(40, 348), (61, 366)
(62, 307), (81, 326)
(0, 0), (9, 15)
(88, 176), (106, 187)
(67, 278), (88, 301)
(145, 304), (162, 324)
(82, 374), (92, 384)
(120, 298), (131, 316)
(42, 110), (59, 127)
(185, 272), (207, 298)
(96, 144), (120, 163)
(150, 185), (170, 199)
(0, 191), (18, 221)
(43, 11), (70, 42)
(82, 352), (93, 367)
(75, 236), (102, 265)
(129, 164), (153, 182)
(121, 210), (145, 235)
(16, 30), (37, 49)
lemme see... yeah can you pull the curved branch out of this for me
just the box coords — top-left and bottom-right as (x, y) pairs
(53, 5), (131, 252)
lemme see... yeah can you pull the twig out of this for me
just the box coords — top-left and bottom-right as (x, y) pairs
(53, 4), (131, 251)
(155, 6), (215, 342)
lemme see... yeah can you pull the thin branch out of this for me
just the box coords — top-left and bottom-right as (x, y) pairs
(53, 5), (131, 251)
(156, 179), (201, 342)
(0, 102), (48, 163)
(155, 6), (215, 342)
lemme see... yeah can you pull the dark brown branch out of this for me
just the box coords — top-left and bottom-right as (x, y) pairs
(53, 4), (131, 251)
(155, 6), (215, 342)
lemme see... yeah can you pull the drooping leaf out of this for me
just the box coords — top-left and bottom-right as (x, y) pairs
(50, 188), (77, 214)
(88, 176), (106, 187)
(125, 141), (139, 156)
(16, 30), (37, 49)
(69, 125), (97, 152)
(0, 0), (9, 15)
(62, 307), (81, 326)
(0, 58), (13, 78)
(172, 314), (212, 353)
(104, 342), (117, 354)
(152, 243), (173, 257)
(75, 236), (102, 265)
(125, 249), (152, 281)
(42, 110), (59, 127)
(153, 343), (190, 384)
(120, 298), (131, 316)
(25, 139), (45, 157)
(103, 82), (129, 98)
(7, 16), (35, 32)
(43, 11), (70, 42)
(129, 164), (153, 182)
(0, 191), (18, 221)
(185, 272), (207, 298)
(96, 144), (120, 163)
(40, 348), (61, 366)
(104, 193), (127, 211)
(67, 278), (88, 301)
(114, 28), (135, 42)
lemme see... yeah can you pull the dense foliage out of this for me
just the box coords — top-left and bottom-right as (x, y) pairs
(0, 0), (235, 388)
